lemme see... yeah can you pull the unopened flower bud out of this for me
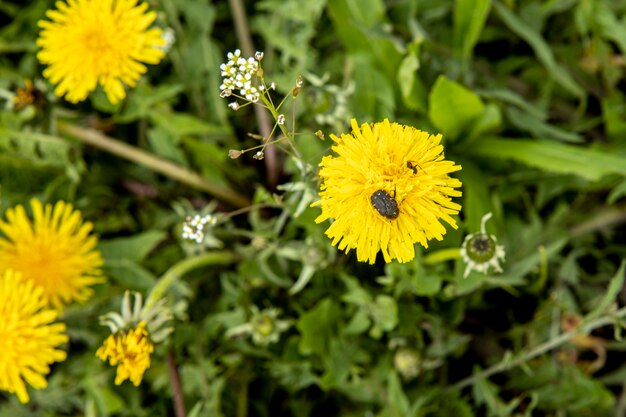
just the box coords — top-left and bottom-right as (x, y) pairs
(228, 102), (240, 111)
(228, 149), (243, 159)
(255, 51), (264, 61)
(394, 348), (421, 380)
(315, 130), (325, 140)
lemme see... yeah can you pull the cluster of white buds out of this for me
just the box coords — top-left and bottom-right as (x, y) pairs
(219, 49), (264, 104)
(182, 214), (217, 244)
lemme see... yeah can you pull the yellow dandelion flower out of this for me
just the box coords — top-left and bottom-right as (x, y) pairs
(0, 269), (68, 404)
(0, 199), (104, 310)
(36, 0), (166, 104)
(313, 119), (462, 264)
(96, 322), (154, 386)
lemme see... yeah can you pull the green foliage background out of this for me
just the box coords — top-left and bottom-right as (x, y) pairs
(2, 0), (626, 416)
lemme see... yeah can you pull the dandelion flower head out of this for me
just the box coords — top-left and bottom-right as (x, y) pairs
(0, 269), (68, 403)
(0, 199), (104, 310)
(313, 119), (462, 264)
(96, 322), (154, 386)
(37, 0), (166, 104)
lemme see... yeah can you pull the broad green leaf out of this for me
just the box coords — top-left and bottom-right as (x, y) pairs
(98, 230), (167, 262)
(468, 138), (626, 181)
(429, 75), (485, 140)
(493, 1), (584, 97)
(505, 107), (584, 143)
(103, 262), (157, 291)
(1, 130), (73, 167)
(297, 298), (341, 356)
(453, 0), (492, 59)
(369, 295), (398, 338)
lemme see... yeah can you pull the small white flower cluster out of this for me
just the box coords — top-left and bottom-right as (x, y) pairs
(219, 49), (265, 103)
(182, 214), (217, 243)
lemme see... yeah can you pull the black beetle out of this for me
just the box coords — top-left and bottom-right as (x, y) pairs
(370, 189), (399, 219)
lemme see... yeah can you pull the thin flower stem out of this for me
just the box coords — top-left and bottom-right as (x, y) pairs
(447, 306), (626, 392)
(228, 0), (279, 187)
(167, 351), (186, 417)
(145, 251), (239, 310)
(57, 121), (250, 208)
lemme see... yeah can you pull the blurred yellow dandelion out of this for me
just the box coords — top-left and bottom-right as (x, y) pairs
(37, 0), (166, 104)
(96, 322), (154, 386)
(0, 269), (68, 404)
(0, 199), (104, 310)
(313, 119), (462, 264)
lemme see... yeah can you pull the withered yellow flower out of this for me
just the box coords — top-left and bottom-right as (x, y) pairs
(96, 322), (154, 386)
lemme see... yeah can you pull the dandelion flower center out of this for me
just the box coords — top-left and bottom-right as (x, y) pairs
(313, 118), (462, 264)
(37, 0), (166, 104)
(0, 199), (104, 310)
(0, 269), (68, 404)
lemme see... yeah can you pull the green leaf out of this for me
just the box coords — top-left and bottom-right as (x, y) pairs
(0, 129), (73, 167)
(453, 0), (492, 59)
(397, 40), (427, 113)
(505, 107), (584, 143)
(466, 102), (503, 142)
(468, 138), (626, 181)
(587, 260), (626, 321)
(149, 111), (231, 138)
(608, 179), (626, 205)
(456, 158), (492, 232)
(602, 94), (626, 139)
(385, 371), (411, 417)
(98, 231), (167, 262)
(297, 298), (341, 356)
(104, 262), (157, 291)
(369, 295), (398, 338)
(493, 1), (584, 97)
(147, 127), (188, 166)
(429, 75), (485, 140)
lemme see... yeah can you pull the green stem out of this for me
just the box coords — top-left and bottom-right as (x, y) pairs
(447, 306), (626, 392)
(145, 251), (239, 310)
(57, 121), (250, 208)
